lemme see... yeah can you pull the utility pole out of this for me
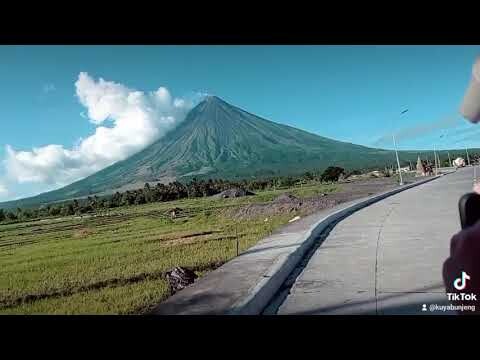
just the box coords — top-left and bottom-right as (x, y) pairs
(390, 109), (409, 186)
(392, 134), (403, 185)
(466, 147), (471, 166)
(433, 143), (438, 176)
(447, 151), (451, 167)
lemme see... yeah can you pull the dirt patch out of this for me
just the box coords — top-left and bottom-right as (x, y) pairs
(230, 176), (427, 220)
(232, 196), (337, 220)
(273, 193), (300, 203)
(157, 230), (223, 246)
(212, 188), (255, 199)
(177, 230), (218, 239)
(73, 228), (94, 238)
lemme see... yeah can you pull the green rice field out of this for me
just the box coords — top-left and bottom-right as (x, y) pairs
(0, 183), (338, 314)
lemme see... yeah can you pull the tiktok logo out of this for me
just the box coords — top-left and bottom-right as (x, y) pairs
(454, 271), (471, 291)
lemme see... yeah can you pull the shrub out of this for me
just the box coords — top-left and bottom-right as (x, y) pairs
(49, 206), (61, 216)
(320, 166), (345, 182)
(5, 211), (17, 221)
(61, 204), (75, 216)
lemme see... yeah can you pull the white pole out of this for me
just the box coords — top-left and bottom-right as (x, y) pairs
(433, 144), (438, 176)
(466, 147), (471, 166)
(448, 151), (451, 167)
(392, 134), (403, 185)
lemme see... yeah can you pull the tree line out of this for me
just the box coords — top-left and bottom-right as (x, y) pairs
(0, 166), (356, 223)
(2, 151), (479, 224)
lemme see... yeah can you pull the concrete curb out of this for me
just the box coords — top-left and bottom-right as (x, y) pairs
(227, 174), (445, 315)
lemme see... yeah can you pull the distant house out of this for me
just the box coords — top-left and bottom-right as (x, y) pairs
(453, 157), (466, 168)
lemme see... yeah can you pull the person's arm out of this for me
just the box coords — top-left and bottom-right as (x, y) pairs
(443, 208), (480, 313)
(443, 56), (480, 314)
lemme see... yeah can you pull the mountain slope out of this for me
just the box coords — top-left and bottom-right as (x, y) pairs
(0, 96), (439, 209)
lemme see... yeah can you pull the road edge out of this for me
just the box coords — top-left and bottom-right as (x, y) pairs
(227, 174), (447, 315)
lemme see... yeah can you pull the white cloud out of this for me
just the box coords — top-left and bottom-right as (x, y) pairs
(4, 72), (195, 190)
(372, 113), (462, 146)
(43, 83), (56, 93)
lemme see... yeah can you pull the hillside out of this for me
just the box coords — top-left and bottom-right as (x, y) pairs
(0, 96), (464, 209)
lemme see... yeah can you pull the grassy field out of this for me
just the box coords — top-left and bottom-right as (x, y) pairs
(0, 182), (338, 314)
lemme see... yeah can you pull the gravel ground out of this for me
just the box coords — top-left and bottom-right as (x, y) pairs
(231, 174), (433, 220)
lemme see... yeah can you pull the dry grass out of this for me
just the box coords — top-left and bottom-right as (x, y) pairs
(72, 228), (94, 239)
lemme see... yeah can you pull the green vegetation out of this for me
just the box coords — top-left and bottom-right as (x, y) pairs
(320, 166), (345, 182)
(3, 96), (468, 211)
(0, 172), (341, 225)
(0, 181), (338, 314)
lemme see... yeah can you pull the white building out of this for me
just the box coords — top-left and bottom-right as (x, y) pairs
(453, 157), (466, 168)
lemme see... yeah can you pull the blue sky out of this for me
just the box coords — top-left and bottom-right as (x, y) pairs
(0, 45), (479, 201)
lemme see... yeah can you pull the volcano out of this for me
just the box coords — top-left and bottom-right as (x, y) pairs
(1, 96), (421, 209)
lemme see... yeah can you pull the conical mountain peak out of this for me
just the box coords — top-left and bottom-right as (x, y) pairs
(201, 95), (231, 109)
(0, 95), (423, 209)
(185, 95), (243, 127)
(204, 94), (220, 102)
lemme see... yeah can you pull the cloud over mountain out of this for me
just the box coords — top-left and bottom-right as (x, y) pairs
(4, 73), (195, 190)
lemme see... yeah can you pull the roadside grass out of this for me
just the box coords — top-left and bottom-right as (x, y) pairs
(0, 184), (340, 314)
(288, 183), (338, 199)
(2, 278), (171, 315)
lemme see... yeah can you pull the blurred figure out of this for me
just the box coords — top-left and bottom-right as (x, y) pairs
(443, 210), (480, 313)
(460, 56), (480, 123)
(474, 182), (480, 194)
(442, 56), (480, 314)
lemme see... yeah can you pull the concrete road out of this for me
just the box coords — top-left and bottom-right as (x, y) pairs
(277, 167), (476, 315)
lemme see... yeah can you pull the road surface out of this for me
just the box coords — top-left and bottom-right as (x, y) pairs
(277, 167), (476, 315)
